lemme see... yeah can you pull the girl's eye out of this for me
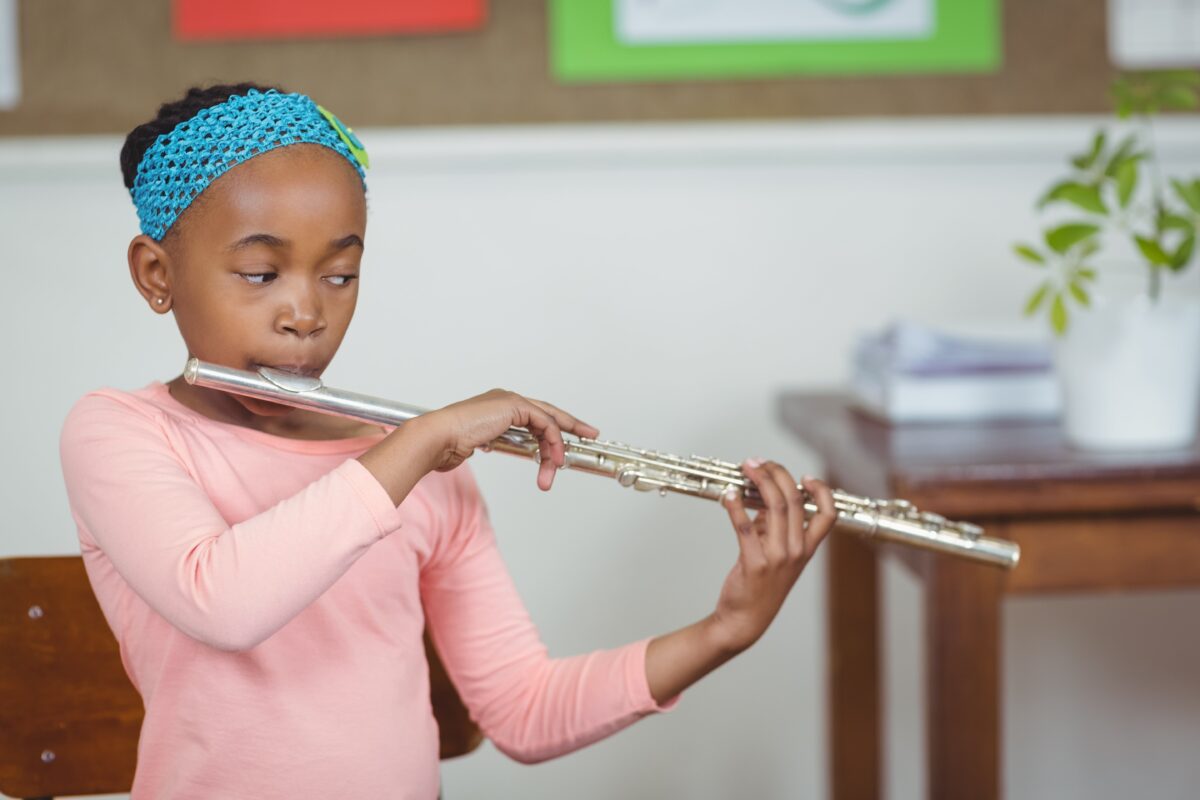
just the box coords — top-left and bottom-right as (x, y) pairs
(326, 275), (358, 287)
(240, 272), (276, 285)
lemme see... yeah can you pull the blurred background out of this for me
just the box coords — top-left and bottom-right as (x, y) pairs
(3, 1), (1200, 798)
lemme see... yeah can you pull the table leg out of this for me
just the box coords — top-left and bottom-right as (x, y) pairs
(828, 530), (880, 800)
(925, 558), (1003, 800)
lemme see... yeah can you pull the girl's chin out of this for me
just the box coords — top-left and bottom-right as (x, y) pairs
(237, 396), (296, 417)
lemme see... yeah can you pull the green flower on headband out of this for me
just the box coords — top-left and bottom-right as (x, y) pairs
(316, 105), (370, 170)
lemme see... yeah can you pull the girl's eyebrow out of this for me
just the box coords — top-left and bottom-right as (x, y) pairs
(225, 233), (365, 252)
(331, 233), (365, 251)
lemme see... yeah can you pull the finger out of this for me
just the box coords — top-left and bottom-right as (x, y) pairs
(722, 486), (766, 569)
(528, 398), (600, 440)
(800, 476), (837, 558)
(536, 427), (560, 489)
(540, 454), (556, 490)
(757, 461), (798, 562)
(762, 462), (806, 559)
(521, 401), (565, 465)
(515, 401), (564, 490)
(742, 459), (787, 562)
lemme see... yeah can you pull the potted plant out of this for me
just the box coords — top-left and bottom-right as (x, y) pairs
(1014, 71), (1200, 450)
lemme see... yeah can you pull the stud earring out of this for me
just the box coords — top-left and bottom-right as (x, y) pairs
(156, 298), (165, 305)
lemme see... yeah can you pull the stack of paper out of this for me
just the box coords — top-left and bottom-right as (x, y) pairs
(851, 321), (1061, 423)
(0, 0), (19, 111)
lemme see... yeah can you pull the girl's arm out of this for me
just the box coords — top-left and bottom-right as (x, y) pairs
(421, 460), (835, 764)
(420, 464), (675, 765)
(59, 392), (438, 652)
(644, 462), (837, 703)
(60, 384), (591, 654)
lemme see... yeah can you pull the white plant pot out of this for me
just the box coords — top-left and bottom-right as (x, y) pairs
(1055, 286), (1200, 450)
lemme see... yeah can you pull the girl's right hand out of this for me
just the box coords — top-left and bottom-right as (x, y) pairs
(423, 389), (600, 491)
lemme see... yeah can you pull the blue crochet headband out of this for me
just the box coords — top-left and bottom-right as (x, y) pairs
(130, 88), (370, 241)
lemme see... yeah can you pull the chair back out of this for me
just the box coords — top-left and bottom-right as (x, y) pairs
(0, 556), (141, 799)
(0, 555), (481, 799)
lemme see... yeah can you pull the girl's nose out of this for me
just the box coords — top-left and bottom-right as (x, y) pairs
(275, 286), (326, 338)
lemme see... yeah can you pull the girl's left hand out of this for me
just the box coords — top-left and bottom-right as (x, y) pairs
(708, 459), (837, 654)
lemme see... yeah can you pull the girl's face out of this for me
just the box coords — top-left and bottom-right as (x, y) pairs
(128, 144), (368, 424)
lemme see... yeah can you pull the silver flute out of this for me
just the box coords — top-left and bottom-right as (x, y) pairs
(184, 358), (1020, 569)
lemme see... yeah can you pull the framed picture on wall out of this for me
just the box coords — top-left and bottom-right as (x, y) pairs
(174, 0), (486, 41)
(551, 0), (1000, 82)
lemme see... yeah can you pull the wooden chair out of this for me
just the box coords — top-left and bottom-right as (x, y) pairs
(0, 556), (482, 800)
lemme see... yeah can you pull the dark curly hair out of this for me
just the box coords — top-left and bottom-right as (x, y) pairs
(119, 81), (286, 192)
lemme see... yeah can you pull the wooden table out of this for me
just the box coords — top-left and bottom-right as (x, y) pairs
(777, 393), (1200, 800)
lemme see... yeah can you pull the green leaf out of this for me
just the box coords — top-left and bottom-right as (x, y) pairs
(1170, 234), (1196, 271)
(1050, 293), (1068, 335)
(1150, 69), (1200, 87)
(1171, 178), (1200, 213)
(1113, 89), (1135, 119)
(1160, 212), (1194, 232)
(1045, 223), (1100, 254)
(1113, 74), (1161, 115)
(1024, 281), (1052, 316)
(1103, 135), (1138, 177)
(1135, 235), (1172, 265)
(1111, 77), (1135, 118)
(1108, 71), (1200, 117)
(1159, 85), (1200, 110)
(1042, 183), (1107, 214)
(1013, 243), (1046, 264)
(1075, 130), (1107, 171)
(1036, 182), (1061, 208)
(1077, 267), (1098, 281)
(1068, 281), (1091, 307)
(1039, 181), (1078, 208)
(1116, 159), (1138, 207)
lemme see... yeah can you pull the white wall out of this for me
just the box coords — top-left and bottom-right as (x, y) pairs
(3, 117), (1199, 800)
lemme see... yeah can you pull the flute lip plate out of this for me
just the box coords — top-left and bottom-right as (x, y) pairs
(257, 366), (323, 393)
(184, 357), (199, 385)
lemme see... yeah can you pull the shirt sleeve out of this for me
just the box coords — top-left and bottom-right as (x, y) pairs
(419, 463), (679, 765)
(59, 392), (404, 653)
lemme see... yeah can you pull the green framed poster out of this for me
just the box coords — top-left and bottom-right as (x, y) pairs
(550, 0), (1000, 82)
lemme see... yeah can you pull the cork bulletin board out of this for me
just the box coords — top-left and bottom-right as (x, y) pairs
(1, 0), (1118, 138)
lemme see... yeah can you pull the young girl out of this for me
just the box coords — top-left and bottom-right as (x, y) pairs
(58, 82), (836, 799)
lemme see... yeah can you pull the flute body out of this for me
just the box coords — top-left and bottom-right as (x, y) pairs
(183, 359), (1020, 569)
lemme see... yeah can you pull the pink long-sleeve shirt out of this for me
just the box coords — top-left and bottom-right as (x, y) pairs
(58, 381), (675, 799)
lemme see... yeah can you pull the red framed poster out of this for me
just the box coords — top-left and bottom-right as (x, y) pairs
(174, 0), (486, 41)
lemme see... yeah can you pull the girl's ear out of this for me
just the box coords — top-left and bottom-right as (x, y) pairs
(128, 234), (173, 314)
